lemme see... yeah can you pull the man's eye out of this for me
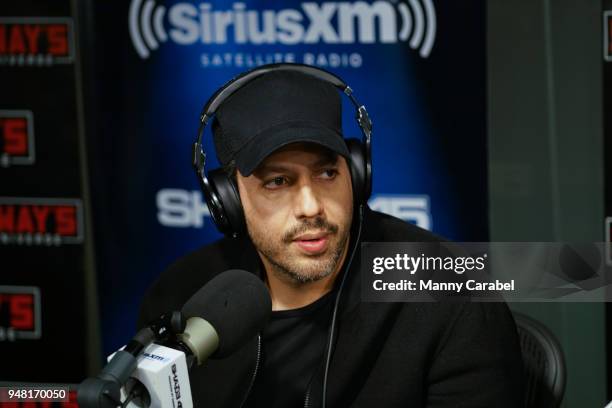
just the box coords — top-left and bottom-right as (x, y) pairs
(263, 176), (288, 189)
(318, 169), (338, 179)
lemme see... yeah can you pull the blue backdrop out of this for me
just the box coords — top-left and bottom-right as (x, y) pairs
(88, 0), (487, 356)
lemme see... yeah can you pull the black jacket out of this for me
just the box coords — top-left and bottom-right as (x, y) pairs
(138, 208), (524, 407)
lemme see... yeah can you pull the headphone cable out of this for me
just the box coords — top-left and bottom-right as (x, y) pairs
(321, 203), (364, 408)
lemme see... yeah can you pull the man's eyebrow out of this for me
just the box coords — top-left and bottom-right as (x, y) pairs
(313, 153), (339, 168)
(255, 164), (292, 174)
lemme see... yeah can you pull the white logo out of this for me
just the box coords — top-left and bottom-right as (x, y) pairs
(129, 1), (436, 59)
(156, 189), (432, 230)
(369, 194), (432, 230)
(157, 189), (210, 228)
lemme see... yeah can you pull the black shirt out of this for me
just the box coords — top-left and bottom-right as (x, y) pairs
(139, 208), (524, 407)
(244, 290), (334, 407)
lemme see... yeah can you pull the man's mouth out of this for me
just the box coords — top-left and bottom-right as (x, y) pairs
(293, 232), (330, 255)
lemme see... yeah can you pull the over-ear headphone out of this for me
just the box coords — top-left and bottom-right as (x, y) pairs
(192, 63), (372, 238)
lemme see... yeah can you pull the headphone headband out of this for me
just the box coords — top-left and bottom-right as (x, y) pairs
(196, 64), (370, 146)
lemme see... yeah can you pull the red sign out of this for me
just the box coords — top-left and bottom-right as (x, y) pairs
(609, 15), (612, 55)
(605, 11), (612, 62)
(0, 198), (83, 246)
(0, 18), (73, 66)
(0, 286), (41, 341)
(0, 111), (35, 167)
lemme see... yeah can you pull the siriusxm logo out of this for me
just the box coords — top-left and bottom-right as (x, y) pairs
(143, 351), (169, 362)
(129, 1), (436, 59)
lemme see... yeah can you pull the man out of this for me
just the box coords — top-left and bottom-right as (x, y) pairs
(138, 68), (524, 407)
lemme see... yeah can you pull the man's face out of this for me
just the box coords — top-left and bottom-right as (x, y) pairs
(236, 142), (354, 284)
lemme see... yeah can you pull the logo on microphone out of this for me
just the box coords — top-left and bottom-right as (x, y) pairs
(171, 363), (183, 407)
(605, 11), (612, 62)
(0, 110), (35, 167)
(0, 17), (74, 66)
(0, 286), (41, 342)
(143, 351), (169, 362)
(0, 197), (84, 246)
(129, 1), (437, 59)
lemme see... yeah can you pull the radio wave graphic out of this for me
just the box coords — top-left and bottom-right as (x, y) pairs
(129, 0), (167, 59)
(397, 0), (436, 58)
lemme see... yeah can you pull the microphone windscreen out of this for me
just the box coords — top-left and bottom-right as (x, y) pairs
(181, 269), (271, 358)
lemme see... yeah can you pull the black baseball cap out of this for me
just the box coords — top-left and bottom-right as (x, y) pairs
(212, 70), (349, 176)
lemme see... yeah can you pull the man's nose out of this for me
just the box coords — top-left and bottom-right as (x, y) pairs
(294, 183), (323, 219)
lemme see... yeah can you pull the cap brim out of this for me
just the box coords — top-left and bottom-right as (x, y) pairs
(234, 125), (349, 176)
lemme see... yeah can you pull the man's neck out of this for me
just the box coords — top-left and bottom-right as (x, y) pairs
(265, 272), (336, 311)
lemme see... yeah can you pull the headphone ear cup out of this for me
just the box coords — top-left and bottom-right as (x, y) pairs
(346, 138), (369, 205)
(208, 169), (245, 236)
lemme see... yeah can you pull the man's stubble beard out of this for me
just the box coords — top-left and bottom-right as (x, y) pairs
(248, 216), (351, 284)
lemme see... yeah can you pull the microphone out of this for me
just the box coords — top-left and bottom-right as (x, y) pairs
(180, 268), (272, 363)
(79, 269), (271, 408)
